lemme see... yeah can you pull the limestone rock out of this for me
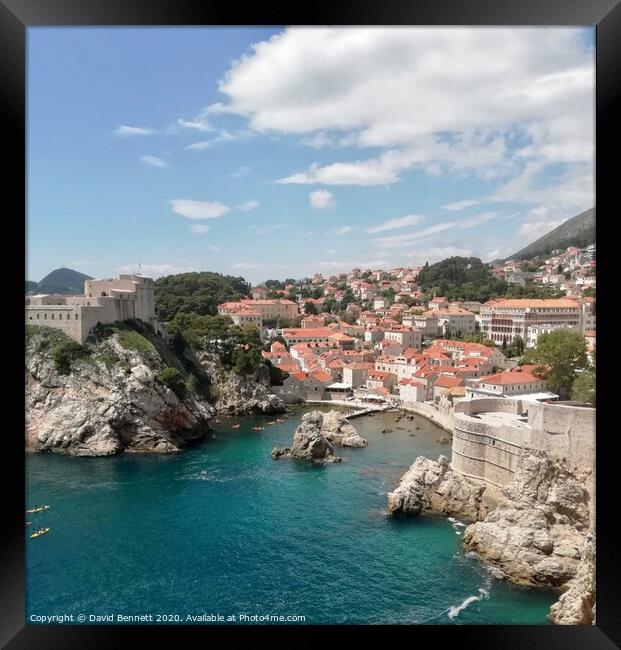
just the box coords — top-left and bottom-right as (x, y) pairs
(386, 455), (488, 520)
(461, 450), (591, 590)
(26, 329), (214, 457)
(271, 410), (351, 463)
(320, 410), (368, 447)
(197, 352), (285, 416)
(549, 534), (596, 625)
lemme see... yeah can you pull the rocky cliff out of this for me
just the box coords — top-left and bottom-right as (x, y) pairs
(26, 323), (283, 456)
(387, 455), (489, 521)
(462, 450), (591, 590)
(197, 351), (285, 416)
(387, 449), (595, 624)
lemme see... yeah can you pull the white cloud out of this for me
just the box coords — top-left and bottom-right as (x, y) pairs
(211, 26), (593, 207)
(365, 214), (425, 233)
(169, 199), (230, 220)
(237, 200), (260, 211)
(177, 116), (213, 132)
(230, 262), (287, 270)
(374, 212), (500, 248)
(230, 165), (252, 178)
(301, 132), (336, 149)
(442, 199), (482, 211)
(249, 223), (287, 235)
(206, 245), (221, 252)
(116, 263), (197, 278)
(114, 125), (156, 137)
(309, 189), (335, 209)
(333, 226), (353, 235)
(311, 259), (390, 271)
(186, 130), (237, 150)
(190, 224), (210, 234)
(409, 246), (474, 265)
(374, 222), (456, 248)
(140, 155), (168, 169)
(459, 211), (499, 228)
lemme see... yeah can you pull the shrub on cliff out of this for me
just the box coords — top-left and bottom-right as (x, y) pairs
(155, 367), (187, 399)
(52, 340), (91, 375)
(232, 345), (263, 378)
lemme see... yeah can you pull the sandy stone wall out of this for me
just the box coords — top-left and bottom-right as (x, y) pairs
(450, 398), (595, 509)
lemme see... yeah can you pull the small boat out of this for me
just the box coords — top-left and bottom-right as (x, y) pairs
(30, 528), (50, 539)
(231, 424), (240, 429)
(26, 505), (50, 514)
(25, 521), (31, 527)
(251, 426), (264, 431)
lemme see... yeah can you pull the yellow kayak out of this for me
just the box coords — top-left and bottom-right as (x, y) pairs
(26, 505), (50, 513)
(30, 528), (50, 539)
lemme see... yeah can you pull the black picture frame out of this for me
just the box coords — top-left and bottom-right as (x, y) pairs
(3, 1), (620, 647)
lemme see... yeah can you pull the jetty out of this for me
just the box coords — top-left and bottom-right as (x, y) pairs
(304, 399), (393, 420)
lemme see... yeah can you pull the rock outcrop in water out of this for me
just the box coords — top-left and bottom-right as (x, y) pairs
(270, 410), (363, 463)
(386, 455), (488, 520)
(387, 448), (595, 624)
(319, 410), (368, 448)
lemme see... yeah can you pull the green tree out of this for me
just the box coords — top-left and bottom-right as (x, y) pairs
(513, 335), (525, 357)
(232, 346), (263, 378)
(304, 302), (318, 315)
(571, 369), (595, 405)
(154, 271), (250, 321)
(522, 330), (589, 399)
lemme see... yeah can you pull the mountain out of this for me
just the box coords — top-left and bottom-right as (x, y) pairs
(31, 267), (93, 294)
(509, 208), (595, 260)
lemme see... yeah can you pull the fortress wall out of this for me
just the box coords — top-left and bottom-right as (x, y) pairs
(525, 401), (596, 474)
(452, 412), (525, 487)
(454, 397), (525, 417)
(450, 398), (595, 523)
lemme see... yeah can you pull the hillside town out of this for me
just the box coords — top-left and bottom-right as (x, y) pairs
(216, 244), (596, 408)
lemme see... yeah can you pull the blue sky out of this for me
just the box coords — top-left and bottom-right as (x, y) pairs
(27, 27), (594, 284)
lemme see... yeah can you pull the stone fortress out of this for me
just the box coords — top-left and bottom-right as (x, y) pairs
(25, 274), (159, 344)
(451, 397), (595, 516)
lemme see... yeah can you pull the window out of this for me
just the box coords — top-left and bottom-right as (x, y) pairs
(51, 314), (54, 320)
(36, 314), (40, 320)
(44, 313), (47, 319)
(59, 314), (62, 320)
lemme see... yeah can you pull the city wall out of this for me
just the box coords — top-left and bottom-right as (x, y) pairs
(450, 398), (595, 513)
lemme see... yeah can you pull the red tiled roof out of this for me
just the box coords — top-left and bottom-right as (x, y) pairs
(434, 375), (463, 388)
(481, 299), (580, 309)
(310, 371), (333, 383)
(477, 368), (542, 385)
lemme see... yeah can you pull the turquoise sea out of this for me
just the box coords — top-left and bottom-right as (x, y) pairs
(26, 407), (556, 625)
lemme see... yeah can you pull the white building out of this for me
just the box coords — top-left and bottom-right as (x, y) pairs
(26, 274), (159, 344)
(479, 299), (581, 345)
(465, 367), (556, 401)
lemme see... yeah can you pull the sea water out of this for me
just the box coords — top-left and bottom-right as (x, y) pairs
(26, 407), (556, 624)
